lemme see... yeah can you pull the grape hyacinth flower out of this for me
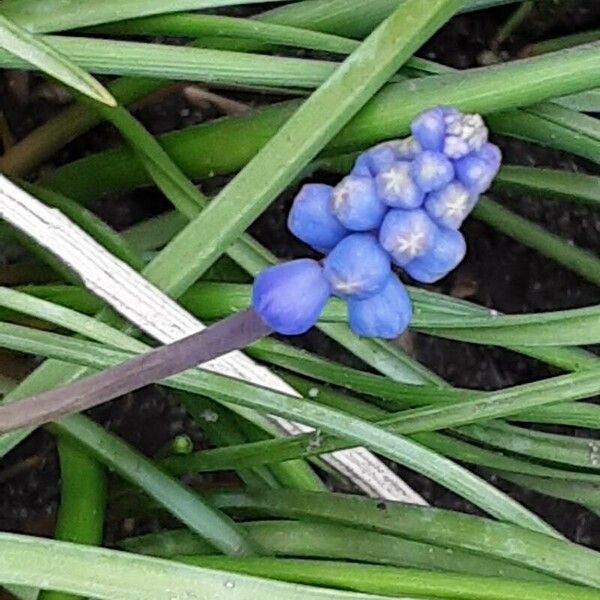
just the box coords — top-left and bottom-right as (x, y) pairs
(405, 228), (466, 284)
(379, 208), (438, 267)
(348, 274), (412, 339)
(410, 106), (447, 152)
(323, 233), (390, 299)
(352, 142), (398, 177)
(411, 150), (454, 192)
(376, 161), (425, 209)
(288, 183), (348, 253)
(252, 259), (331, 335)
(393, 136), (422, 160)
(412, 106), (489, 160)
(454, 142), (502, 194)
(255, 106), (502, 339)
(331, 174), (387, 231)
(443, 111), (488, 159)
(424, 180), (476, 230)
(0, 106), (505, 435)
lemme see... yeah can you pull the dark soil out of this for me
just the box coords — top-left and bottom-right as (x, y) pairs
(0, 1), (599, 548)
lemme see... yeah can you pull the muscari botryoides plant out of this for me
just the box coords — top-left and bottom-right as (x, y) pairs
(254, 106), (502, 339)
(0, 106), (502, 433)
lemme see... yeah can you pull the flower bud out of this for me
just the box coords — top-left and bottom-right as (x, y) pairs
(252, 259), (331, 335)
(405, 228), (466, 283)
(331, 175), (388, 231)
(443, 112), (488, 160)
(379, 208), (438, 267)
(411, 150), (454, 192)
(424, 180), (477, 230)
(348, 274), (412, 339)
(454, 143), (502, 194)
(411, 107), (446, 152)
(288, 183), (348, 253)
(323, 233), (390, 299)
(375, 161), (425, 209)
(352, 143), (397, 177)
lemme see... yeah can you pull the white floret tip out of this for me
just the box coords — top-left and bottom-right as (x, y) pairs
(395, 231), (426, 258)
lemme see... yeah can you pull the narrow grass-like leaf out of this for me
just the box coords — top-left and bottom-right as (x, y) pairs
(135, 0), (467, 297)
(174, 557), (600, 600)
(38, 436), (105, 600)
(41, 43), (600, 200)
(119, 521), (550, 581)
(494, 166), (600, 207)
(0, 533), (385, 600)
(520, 29), (600, 57)
(0, 320), (557, 532)
(85, 13), (358, 55)
(0, 35), (336, 87)
(50, 415), (259, 556)
(13, 278), (600, 376)
(497, 472), (600, 509)
(0, 14), (115, 105)
(526, 102), (600, 143)
(0, 0), (525, 179)
(460, 422), (600, 470)
(1, 0), (297, 33)
(261, 0), (522, 38)
(169, 281), (600, 347)
(473, 197), (600, 287)
(487, 109), (600, 166)
(555, 89), (600, 112)
(207, 489), (600, 587)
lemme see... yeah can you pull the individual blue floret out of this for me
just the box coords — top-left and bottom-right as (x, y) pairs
(411, 150), (454, 193)
(375, 161), (425, 209)
(288, 183), (348, 253)
(331, 175), (388, 231)
(352, 143), (398, 177)
(379, 208), (438, 267)
(424, 180), (476, 230)
(454, 142), (502, 194)
(348, 274), (412, 339)
(323, 233), (390, 299)
(443, 111), (488, 160)
(393, 136), (422, 160)
(411, 107), (446, 152)
(252, 259), (331, 335)
(405, 228), (467, 284)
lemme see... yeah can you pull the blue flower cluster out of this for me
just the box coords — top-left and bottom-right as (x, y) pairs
(252, 107), (501, 338)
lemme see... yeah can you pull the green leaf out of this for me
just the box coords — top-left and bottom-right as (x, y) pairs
(38, 436), (105, 600)
(555, 89), (600, 112)
(460, 422), (600, 470)
(0, 35), (336, 87)
(207, 489), (600, 587)
(496, 472), (600, 509)
(0, 320), (556, 533)
(261, 0), (522, 39)
(179, 281), (600, 347)
(488, 108), (600, 166)
(0, 0), (526, 179)
(0, 13), (115, 105)
(1, 0), (298, 33)
(85, 13), (359, 55)
(0, 533), (387, 600)
(175, 557), (600, 600)
(119, 521), (551, 581)
(49, 415), (260, 556)
(41, 43), (600, 201)
(473, 197), (600, 288)
(494, 166), (600, 207)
